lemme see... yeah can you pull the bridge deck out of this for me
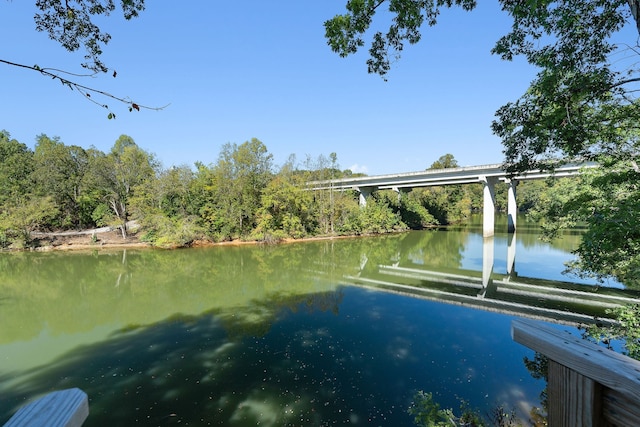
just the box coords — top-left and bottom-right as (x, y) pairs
(307, 162), (595, 191)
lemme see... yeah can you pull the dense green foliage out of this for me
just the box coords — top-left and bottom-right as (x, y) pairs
(33, 0), (146, 73)
(324, 0), (477, 78)
(0, 132), (159, 245)
(529, 160), (640, 287)
(0, 133), (432, 248)
(586, 303), (640, 359)
(491, 1), (639, 172)
(0, 133), (570, 250)
(408, 391), (522, 427)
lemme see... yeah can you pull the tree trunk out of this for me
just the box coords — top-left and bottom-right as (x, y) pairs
(629, 0), (640, 34)
(109, 198), (128, 239)
(119, 200), (128, 239)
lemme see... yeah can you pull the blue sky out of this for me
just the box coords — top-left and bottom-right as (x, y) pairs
(1, 1), (539, 175)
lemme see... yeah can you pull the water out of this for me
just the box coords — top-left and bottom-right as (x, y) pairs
(0, 219), (634, 426)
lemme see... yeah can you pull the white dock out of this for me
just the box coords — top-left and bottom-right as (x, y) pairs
(3, 388), (88, 427)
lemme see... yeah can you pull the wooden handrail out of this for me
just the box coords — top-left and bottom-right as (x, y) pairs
(3, 388), (88, 427)
(512, 319), (640, 426)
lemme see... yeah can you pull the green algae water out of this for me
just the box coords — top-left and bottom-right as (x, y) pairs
(0, 220), (634, 426)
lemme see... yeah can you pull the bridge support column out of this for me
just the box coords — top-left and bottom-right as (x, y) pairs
(392, 187), (411, 203)
(480, 176), (497, 237)
(507, 231), (517, 278)
(482, 236), (495, 289)
(506, 179), (518, 233)
(356, 186), (376, 207)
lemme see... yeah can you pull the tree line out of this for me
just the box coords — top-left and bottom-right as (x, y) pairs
(0, 131), (558, 249)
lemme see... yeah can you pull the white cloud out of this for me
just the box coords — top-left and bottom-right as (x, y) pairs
(348, 164), (369, 174)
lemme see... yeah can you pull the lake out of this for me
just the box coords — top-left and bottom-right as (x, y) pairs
(0, 216), (635, 426)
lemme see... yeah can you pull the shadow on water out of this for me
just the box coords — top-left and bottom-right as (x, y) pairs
(1, 291), (346, 426)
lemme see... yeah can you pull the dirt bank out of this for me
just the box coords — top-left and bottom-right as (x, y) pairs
(26, 227), (365, 252)
(32, 228), (150, 251)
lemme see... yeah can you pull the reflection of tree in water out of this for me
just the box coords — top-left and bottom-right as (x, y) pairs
(523, 352), (548, 426)
(0, 245), (347, 344)
(333, 234), (410, 274)
(1, 289), (420, 426)
(0, 231), (466, 344)
(513, 225), (584, 253)
(258, 233), (413, 277)
(397, 230), (466, 270)
(467, 214), (585, 253)
(0, 250), (136, 343)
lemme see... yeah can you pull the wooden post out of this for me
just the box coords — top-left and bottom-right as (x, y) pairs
(547, 360), (604, 426)
(512, 319), (640, 426)
(4, 388), (88, 427)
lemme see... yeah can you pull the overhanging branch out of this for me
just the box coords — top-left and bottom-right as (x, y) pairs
(1, 58), (168, 119)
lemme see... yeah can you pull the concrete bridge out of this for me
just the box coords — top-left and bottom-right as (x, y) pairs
(307, 162), (594, 237)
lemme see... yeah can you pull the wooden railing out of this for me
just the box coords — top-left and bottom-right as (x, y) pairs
(512, 319), (640, 426)
(3, 388), (88, 427)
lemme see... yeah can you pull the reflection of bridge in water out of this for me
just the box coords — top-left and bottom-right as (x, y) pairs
(342, 234), (640, 326)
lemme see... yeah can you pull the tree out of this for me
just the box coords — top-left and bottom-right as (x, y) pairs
(0, 131), (34, 206)
(338, 197), (405, 235)
(586, 303), (640, 359)
(254, 165), (317, 240)
(0, 196), (59, 248)
(420, 154), (472, 224)
(32, 134), (91, 228)
(326, 1), (640, 167)
(303, 153), (351, 234)
(428, 153), (458, 170)
(153, 165), (196, 218)
(487, 3), (640, 287)
(325, 0), (476, 78)
(86, 135), (157, 237)
(1, 1), (161, 116)
(528, 159), (640, 287)
(32, 0), (145, 74)
(491, 1), (640, 172)
(196, 139), (273, 240)
(129, 164), (204, 247)
(0, 131), (38, 247)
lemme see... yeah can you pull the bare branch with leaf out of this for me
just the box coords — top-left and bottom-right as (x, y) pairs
(2, 0), (166, 117)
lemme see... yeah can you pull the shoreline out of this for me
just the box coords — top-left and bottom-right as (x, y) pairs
(11, 228), (392, 253)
